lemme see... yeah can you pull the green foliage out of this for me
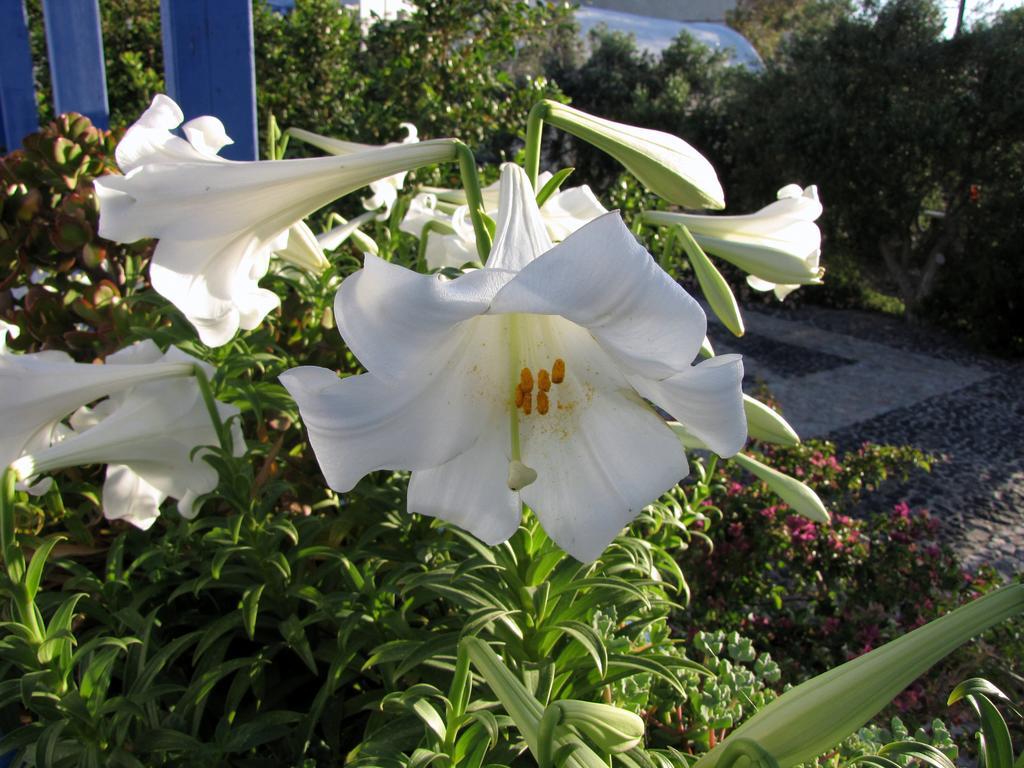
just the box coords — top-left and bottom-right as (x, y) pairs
(713, 2), (1024, 349)
(725, 0), (855, 61)
(0, 113), (154, 358)
(254, 0), (571, 160)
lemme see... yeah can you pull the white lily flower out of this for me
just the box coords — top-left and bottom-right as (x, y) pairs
(282, 164), (746, 562)
(0, 338), (196, 472)
(95, 96), (455, 346)
(288, 123), (420, 219)
(11, 341), (242, 529)
(644, 184), (824, 300)
(401, 172), (608, 270)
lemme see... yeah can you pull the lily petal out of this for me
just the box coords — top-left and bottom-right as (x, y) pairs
(280, 345), (503, 492)
(408, 420), (521, 546)
(102, 464), (166, 530)
(539, 183), (608, 241)
(335, 253), (514, 381)
(485, 163), (553, 272)
(491, 211), (706, 379)
(629, 354), (747, 457)
(516, 321), (688, 561)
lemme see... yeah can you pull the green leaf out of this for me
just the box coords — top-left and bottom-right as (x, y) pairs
(25, 535), (65, 602)
(241, 583), (265, 640)
(879, 741), (958, 768)
(545, 621), (608, 677)
(535, 168), (575, 207)
(408, 748), (448, 768)
(968, 693), (1015, 768)
(138, 728), (205, 752)
(850, 756), (908, 768)
(411, 698), (447, 742)
(37, 718), (68, 767)
(279, 614), (317, 673)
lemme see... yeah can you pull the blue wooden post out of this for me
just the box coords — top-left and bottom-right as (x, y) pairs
(0, 0), (39, 152)
(41, 0), (109, 129)
(160, 0), (258, 161)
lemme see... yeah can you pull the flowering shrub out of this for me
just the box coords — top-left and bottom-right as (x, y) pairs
(680, 438), (1020, 722)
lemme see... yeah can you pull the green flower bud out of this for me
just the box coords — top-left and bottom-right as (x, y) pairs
(731, 453), (828, 523)
(743, 396), (800, 447)
(541, 101), (725, 210)
(553, 700), (645, 753)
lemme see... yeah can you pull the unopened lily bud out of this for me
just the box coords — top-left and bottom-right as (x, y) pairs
(274, 221), (329, 273)
(553, 700), (645, 753)
(695, 585), (1024, 768)
(743, 396), (800, 447)
(731, 453), (828, 523)
(541, 101), (725, 210)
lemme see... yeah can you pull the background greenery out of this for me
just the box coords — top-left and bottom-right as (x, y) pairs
(18, 0), (1023, 351)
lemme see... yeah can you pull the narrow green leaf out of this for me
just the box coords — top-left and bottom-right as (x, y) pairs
(535, 168), (575, 207)
(241, 583), (265, 640)
(279, 615), (317, 674)
(25, 535), (65, 602)
(37, 718), (68, 766)
(879, 741), (959, 768)
(969, 694), (1015, 768)
(850, 756), (909, 768)
(411, 698), (447, 742)
(546, 621), (607, 677)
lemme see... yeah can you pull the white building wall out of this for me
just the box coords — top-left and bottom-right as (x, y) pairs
(578, 0), (737, 23)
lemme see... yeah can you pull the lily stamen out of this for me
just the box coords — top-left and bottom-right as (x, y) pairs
(537, 392), (550, 415)
(551, 358), (565, 384)
(520, 367), (533, 392)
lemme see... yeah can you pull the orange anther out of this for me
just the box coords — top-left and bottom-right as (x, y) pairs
(514, 384), (524, 408)
(538, 369), (551, 392)
(520, 367), (534, 392)
(522, 392), (533, 415)
(551, 358), (565, 384)
(537, 391), (549, 415)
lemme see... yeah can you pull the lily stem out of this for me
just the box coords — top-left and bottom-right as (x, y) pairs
(0, 467), (44, 644)
(455, 142), (493, 262)
(524, 101), (549, 188)
(192, 364), (233, 456)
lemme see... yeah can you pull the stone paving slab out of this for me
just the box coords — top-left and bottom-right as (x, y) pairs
(711, 305), (1024, 576)
(715, 311), (991, 437)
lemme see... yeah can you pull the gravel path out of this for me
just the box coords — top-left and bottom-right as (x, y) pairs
(712, 304), (1024, 576)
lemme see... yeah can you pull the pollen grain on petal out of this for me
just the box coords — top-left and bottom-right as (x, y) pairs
(520, 367), (534, 392)
(522, 391), (533, 415)
(538, 368), (551, 391)
(537, 391), (549, 415)
(551, 358), (565, 384)
(514, 384), (524, 408)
